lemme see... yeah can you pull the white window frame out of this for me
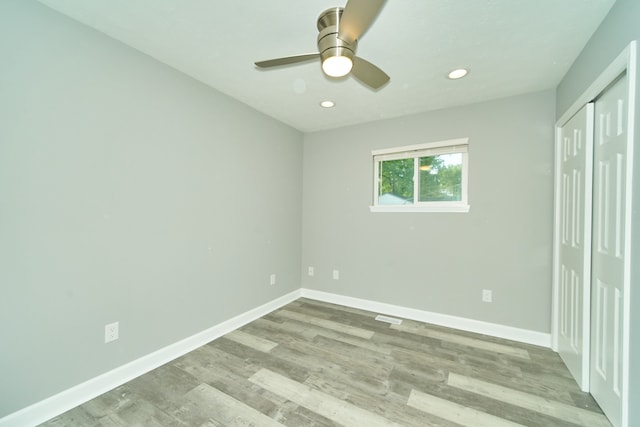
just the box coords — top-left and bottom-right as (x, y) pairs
(370, 137), (470, 213)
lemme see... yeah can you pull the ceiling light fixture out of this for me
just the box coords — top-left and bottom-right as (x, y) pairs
(322, 55), (353, 77)
(317, 8), (355, 79)
(320, 100), (335, 108)
(448, 68), (469, 79)
(256, 4), (389, 89)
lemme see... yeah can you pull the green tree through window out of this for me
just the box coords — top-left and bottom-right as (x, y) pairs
(379, 158), (413, 203)
(419, 154), (462, 202)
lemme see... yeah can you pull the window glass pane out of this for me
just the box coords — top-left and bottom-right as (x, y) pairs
(378, 159), (414, 205)
(419, 153), (462, 202)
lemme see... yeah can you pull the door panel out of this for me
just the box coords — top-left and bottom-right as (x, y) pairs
(557, 103), (593, 390)
(591, 73), (628, 427)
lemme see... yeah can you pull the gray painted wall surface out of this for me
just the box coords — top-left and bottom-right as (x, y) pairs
(556, 0), (640, 423)
(0, 1), (302, 417)
(301, 90), (556, 333)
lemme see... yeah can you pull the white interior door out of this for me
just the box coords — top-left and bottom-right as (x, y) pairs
(590, 73), (629, 427)
(557, 103), (594, 391)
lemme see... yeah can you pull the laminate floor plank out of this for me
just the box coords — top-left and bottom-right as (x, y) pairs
(121, 363), (201, 413)
(447, 372), (612, 427)
(283, 338), (394, 384)
(309, 334), (395, 371)
(72, 385), (133, 420)
(391, 321), (531, 359)
(224, 329), (279, 353)
(246, 317), (319, 341)
(41, 406), (101, 427)
(380, 325), (586, 406)
(208, 337), (310, 383)
(390, 346), (582, 410)
(407, 388), (526, 427)
(180, 383), (285, 427)
(264, 339), (394, 393)
(303, 371), (458, 427)
(41, 299), (611, 427)
(285, 300), (401, 334)
(388, 340), (525, 383)
(394, 371), (583, 427)
(251, 315), (395, 357)
(175, 342), (310, 420)
(177, 356), (304, 425)
(101, 398), (177, 427)
(272, 309), (375, 339)
(245, 319), (394, 382)
(297, 299), (406, 331)
(389, 347), (518, 386)
(249, 368), (400, 427)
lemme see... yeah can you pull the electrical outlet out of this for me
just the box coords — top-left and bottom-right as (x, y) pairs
(105, 322), (119, 343)
(270, 274), (276, 285)
(482, 289), (493, 303)
(332, 269), (340, 280)
(308, 266), (314, 276)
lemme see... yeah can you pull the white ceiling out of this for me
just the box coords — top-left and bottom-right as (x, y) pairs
(38, 0), (616, 133)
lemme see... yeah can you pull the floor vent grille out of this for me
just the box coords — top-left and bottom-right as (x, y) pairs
(375, 315), (402, 325)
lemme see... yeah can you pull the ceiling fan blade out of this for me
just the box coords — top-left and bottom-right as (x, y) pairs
(351, 56), (389, 89)
(255, 53), (320, 68)
(338, 0), (386, 44)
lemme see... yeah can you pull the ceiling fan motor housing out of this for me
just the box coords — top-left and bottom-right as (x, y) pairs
(317, 7), (356, 65)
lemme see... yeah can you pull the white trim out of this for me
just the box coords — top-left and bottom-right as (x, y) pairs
(583, 104), (595, 392)
(621, 40), (636, 427)
(0, 290), (302, 427)
(371, 137), (469, 156)
(300, 288), (551, 348)
(374, 144), (468, 162)
(369, 204), (470, 213)
(551, 123), (562, 353)
(557, 43), (635, 127)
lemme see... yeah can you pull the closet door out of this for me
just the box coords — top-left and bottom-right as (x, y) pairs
(556, 103), (594, 391)
(590, 73), (629, 427)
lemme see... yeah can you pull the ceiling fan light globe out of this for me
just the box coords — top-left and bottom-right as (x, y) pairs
(322, 55), (353, 77)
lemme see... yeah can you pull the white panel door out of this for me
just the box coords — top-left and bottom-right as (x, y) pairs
(591, 73), (628, 427)
(557, 104), (594, 391)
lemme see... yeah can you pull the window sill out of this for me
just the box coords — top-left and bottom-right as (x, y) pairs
(369, 204), (470, 213)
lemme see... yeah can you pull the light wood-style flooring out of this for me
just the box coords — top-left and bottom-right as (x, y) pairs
(41, 298), (611, 426)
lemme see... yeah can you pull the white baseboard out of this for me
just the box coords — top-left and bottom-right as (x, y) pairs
(300, 288), (551, 348)
(0, 289), (302, 427)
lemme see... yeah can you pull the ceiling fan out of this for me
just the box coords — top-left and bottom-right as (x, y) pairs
(254, 0), (389, 90)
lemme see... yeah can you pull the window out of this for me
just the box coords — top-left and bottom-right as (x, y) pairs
(370, 138), (470, 213)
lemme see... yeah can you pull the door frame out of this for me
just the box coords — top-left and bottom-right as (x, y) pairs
(552, 41), (636, 426)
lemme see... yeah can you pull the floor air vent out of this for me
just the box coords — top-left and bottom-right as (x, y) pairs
(375, 315), (402, 325)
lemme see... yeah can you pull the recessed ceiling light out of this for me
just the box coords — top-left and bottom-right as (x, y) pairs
(448, 68), (469, 79)
(320, 100), (335, 108)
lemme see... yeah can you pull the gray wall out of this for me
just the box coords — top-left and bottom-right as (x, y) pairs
(301, 90), (556, 333)
(0, 1), (302, 417)
(556, 0), (640, 423)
